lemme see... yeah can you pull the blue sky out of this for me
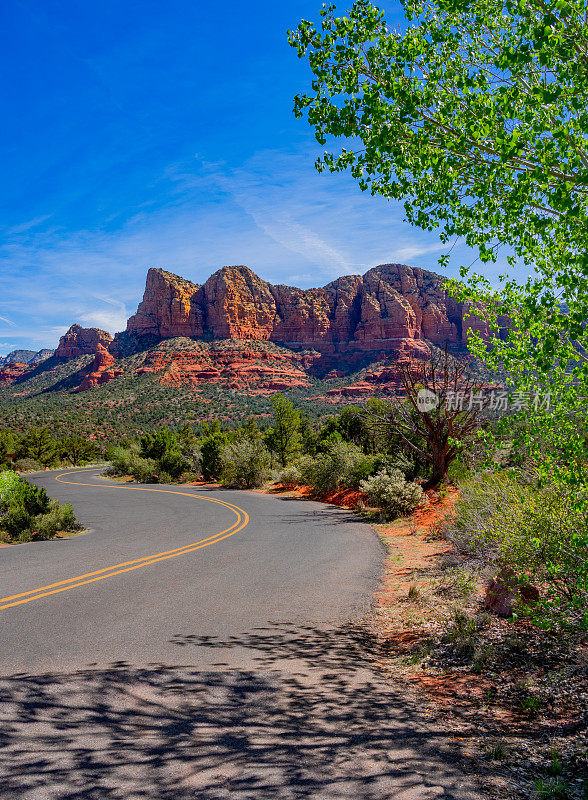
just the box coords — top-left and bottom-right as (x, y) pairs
(1, 0), (484, 354)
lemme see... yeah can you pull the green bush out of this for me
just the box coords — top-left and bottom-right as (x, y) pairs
(55, 501), (79, 531)
(300, 441), (366, 494)
(0, 470), (21, 503)
(156, 471), (174, 484)
(220, 439), (271, 489)
(360, 469), (425, 518)
(107, 439), (191, 484)
(444, 471), (588, 630)
(446, 454), (473, 485)
(3, 506), (32, 537)
(1, 480), (82, 541)
(31, 507), (61, 539)
(373, 452), (421, 482)
(107, 446), (157, 482)
(130, 456), (158, 483)
(140, 426), (178, 461)
(348, 455), (379, 488)
(1, 458), (82, 542)
(159, 449), (189, 480)
(105, 445), (135, 475)
(201, 433), (227, 481)
(7, 480), (51, 516)
(277, 463), (303, 486)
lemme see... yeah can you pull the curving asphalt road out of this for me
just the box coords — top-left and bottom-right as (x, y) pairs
(0, 469), (483, 800)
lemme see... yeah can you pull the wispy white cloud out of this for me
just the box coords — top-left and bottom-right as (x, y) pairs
(0, 144), (496, 350)
(0, 326), (69, 344)
(79, 295), (128, 332)
(6, 215), (53, 235)
(199, 154), (356, 276)
(390, 242), (448, 262)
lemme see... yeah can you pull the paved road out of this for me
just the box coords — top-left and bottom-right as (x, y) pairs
(0, 469), (483, 800)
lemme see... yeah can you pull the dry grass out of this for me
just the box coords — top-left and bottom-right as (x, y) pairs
(363, 488), (588, 800)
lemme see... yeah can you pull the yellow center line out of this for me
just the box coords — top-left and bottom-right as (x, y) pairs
(0, 469), (249, 611)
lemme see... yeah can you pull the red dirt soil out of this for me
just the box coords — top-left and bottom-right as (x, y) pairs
(266, 483), (369, 509)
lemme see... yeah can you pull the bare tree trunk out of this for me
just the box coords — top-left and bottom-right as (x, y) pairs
(426, 443), (449, 488)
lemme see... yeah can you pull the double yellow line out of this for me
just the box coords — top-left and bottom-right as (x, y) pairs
(0, 470), (249, 612)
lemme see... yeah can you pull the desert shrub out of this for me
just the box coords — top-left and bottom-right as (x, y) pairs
(7, 480), (50, 516)
(107, 446), (136, 475)
(3, 506), (32, 537)
(159, 449), (189, 479)
(443, 611), (493, 662)
(360, 469), (424, 518)
(0, 475), (82, 542)
(373, 451), (421, 482)
(278, 463), (303, 486)
(31, 504), (62, 539)
(138, 426), (191, 480)
(13, 458), (41, 473)
(220, 439), (271, 489)
(25, 502), (81, 541)
(348, 455), (379, 488)
(447, 454), (473, 485)
(300, 441), (366, 494)
(140, 426), (178, 461)
(54, 501), (79, 531)
(31, 515), (58, 539)
(444, 470), (588, 629)
(0, 470), (21, 503)
(130, 456), (158, 483)
(440, 566), (480, 599)
(107, 446), (159, 483)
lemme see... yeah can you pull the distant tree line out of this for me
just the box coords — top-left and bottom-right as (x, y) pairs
(0, 427), (102, 471)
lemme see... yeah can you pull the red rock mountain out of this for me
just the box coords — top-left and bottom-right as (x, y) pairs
(55, 324), (113, 359)
(77, 343), (123, 392)
(124, 264), (495, 356)
(0, 362), (30, 384)
(16, 264), (502, 397)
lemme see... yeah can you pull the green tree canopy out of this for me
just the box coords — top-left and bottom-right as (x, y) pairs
(289, 0), (588, 485)
(200, 432), (228, 481)
(60, 436), (98, 466)
(140, 426), (179, 461)
(289, 0), (588, 371)
(18, 427), (57, 467)
(266, 393), (302, 467)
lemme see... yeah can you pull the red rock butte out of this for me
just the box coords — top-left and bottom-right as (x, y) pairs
(122, 264), (500, 355)
(55, 324), (113, 359)
(37, 264), (508, 396)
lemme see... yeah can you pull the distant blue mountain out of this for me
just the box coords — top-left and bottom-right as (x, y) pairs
(0, 349), (54, 366)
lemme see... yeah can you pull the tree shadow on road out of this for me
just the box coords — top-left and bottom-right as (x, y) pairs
(0, 623), (483, 800)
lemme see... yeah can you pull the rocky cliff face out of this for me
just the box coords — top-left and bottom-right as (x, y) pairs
(77, 343), (123, 391)
(123, 264), (484, 355)
(32, 263), (503, 396)
(55, 325), (113, 359)
(0, 362), (30, 384)
(135, 341), (312, 394)
(125, 269), (203, 340)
